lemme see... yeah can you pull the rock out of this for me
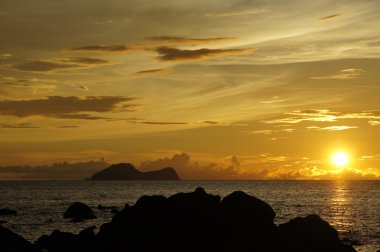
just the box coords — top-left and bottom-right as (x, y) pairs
(219, 191), (277, 251)
(278, 214), (357, 252)
(63, 202), (96, 220)
(0, 208), (17, 215)
(90, 163), (180, 180)
(0, 225), (34, 252)
(11, 188), (356, 252)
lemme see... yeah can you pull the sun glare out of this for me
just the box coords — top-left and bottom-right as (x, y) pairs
(332, 152), (349, 167)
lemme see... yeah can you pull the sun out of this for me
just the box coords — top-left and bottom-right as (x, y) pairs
(332, 152), (349, 167)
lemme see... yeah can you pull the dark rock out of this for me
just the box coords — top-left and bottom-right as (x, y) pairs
(63, 202), (96, 220)
(90, 163), (180, 180)
(278, 214), (357, 252)
(219, 191), (277, 251)
(0, 220), (7, 224)
(78, 226), (96, 241)
(0, 208), (17, 215)
(0, 225), (34, 252)
(25, 188), (359, 252)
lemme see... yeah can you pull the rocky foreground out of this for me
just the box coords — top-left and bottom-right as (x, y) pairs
(1, 188), (356, 252)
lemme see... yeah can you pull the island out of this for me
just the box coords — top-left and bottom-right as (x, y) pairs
(88, 163), (180, 180)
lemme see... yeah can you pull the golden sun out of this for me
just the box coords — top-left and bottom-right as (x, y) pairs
(332, 152), (349, 167)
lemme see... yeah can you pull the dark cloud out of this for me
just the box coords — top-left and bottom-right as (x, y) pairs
(0, 96), (136, 119)
(141, 121), (188, 125)
(155, 46), (254, 61)
(319, 14), (342, 21)
(146, 36), (234, 45)
(134, 68), (166, 75)
(202, 121), (219, 125)
(68, 45), (129, 52)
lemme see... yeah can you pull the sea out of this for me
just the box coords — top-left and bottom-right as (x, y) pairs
(0, 180), (379, 252)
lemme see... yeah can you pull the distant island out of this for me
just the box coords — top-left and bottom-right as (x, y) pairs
(88, 163), (180, 180)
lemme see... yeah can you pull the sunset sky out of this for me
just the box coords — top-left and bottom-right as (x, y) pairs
(1, 0), (379, 179)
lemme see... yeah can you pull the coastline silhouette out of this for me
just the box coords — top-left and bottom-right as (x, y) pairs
(1, 188), (357, 252)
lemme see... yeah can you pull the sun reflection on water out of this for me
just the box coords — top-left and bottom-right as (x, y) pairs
(328, 180), (354, 235)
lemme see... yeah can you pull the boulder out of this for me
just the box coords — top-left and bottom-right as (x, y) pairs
(277, 214), (357, 252)
(0, 225), (34, 252)
(63, 202), (96, 220)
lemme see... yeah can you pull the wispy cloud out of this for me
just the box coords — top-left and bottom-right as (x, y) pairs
(369, 120), (380, 126)
(146, 36), (234, 45)
(155, 46), (254, 61)
(0, 123), (39, 129)
(242, 129), (293, 135)
(8, 57), (111, 72)
(134, 68), (167, 75)
(141, 121), (188, 125)
(265, 109), (380, 124)
(205, 9), (265, 18)
(306, 125), (358, 131)
(0, 96), (137, 120)
(319, 13), (343, 21)
(310, 68), (365, 80)
(0, 54), (12, 60)
(61, 57), (110, 65)
(68, 45), (129, 52)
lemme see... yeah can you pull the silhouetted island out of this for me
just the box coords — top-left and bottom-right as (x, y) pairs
(0, 188), (358, 252)
(89, 163), (180, 180)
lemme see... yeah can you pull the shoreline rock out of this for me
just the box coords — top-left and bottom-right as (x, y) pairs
(1, 188), (357, 252)
(63, 202), (96, 221)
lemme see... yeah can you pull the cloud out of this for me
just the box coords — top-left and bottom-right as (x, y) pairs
(8, 57), (110, 72)
(140, 153), (240, 180)
(205, 9), (266, 18)
(0, 54), (12, 60)
(369, 120), (380, 125)
(242, 129), (293, 135)
(0, 96), (136, 120)
(264, 109), (380, 124)
(141, 121), (188, 125)
(0, 123), (39, 129)
(0, 160), (109, 180)
(134, 68), (166, 75)
(77, 85), (89, 91)
(202, 121), (219, 125)
(56, 125), (79, 128)
(260, 96), (287, 104)
(155, 46), (254, 61)
(61, 57), (109, 65)
(306, 125), (358, 131)
(9, 60), (79, 72)
(319, 14), (343, 21)
(146, 36), (234, 45)
(310, 68), (365, 80)
(0, 76), (57, 94)
(68, 45), (129, 52)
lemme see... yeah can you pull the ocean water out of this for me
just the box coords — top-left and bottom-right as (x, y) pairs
(0, 180), (379, 252)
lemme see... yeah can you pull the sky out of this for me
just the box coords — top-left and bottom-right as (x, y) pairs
(0, 0), (380, 180)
